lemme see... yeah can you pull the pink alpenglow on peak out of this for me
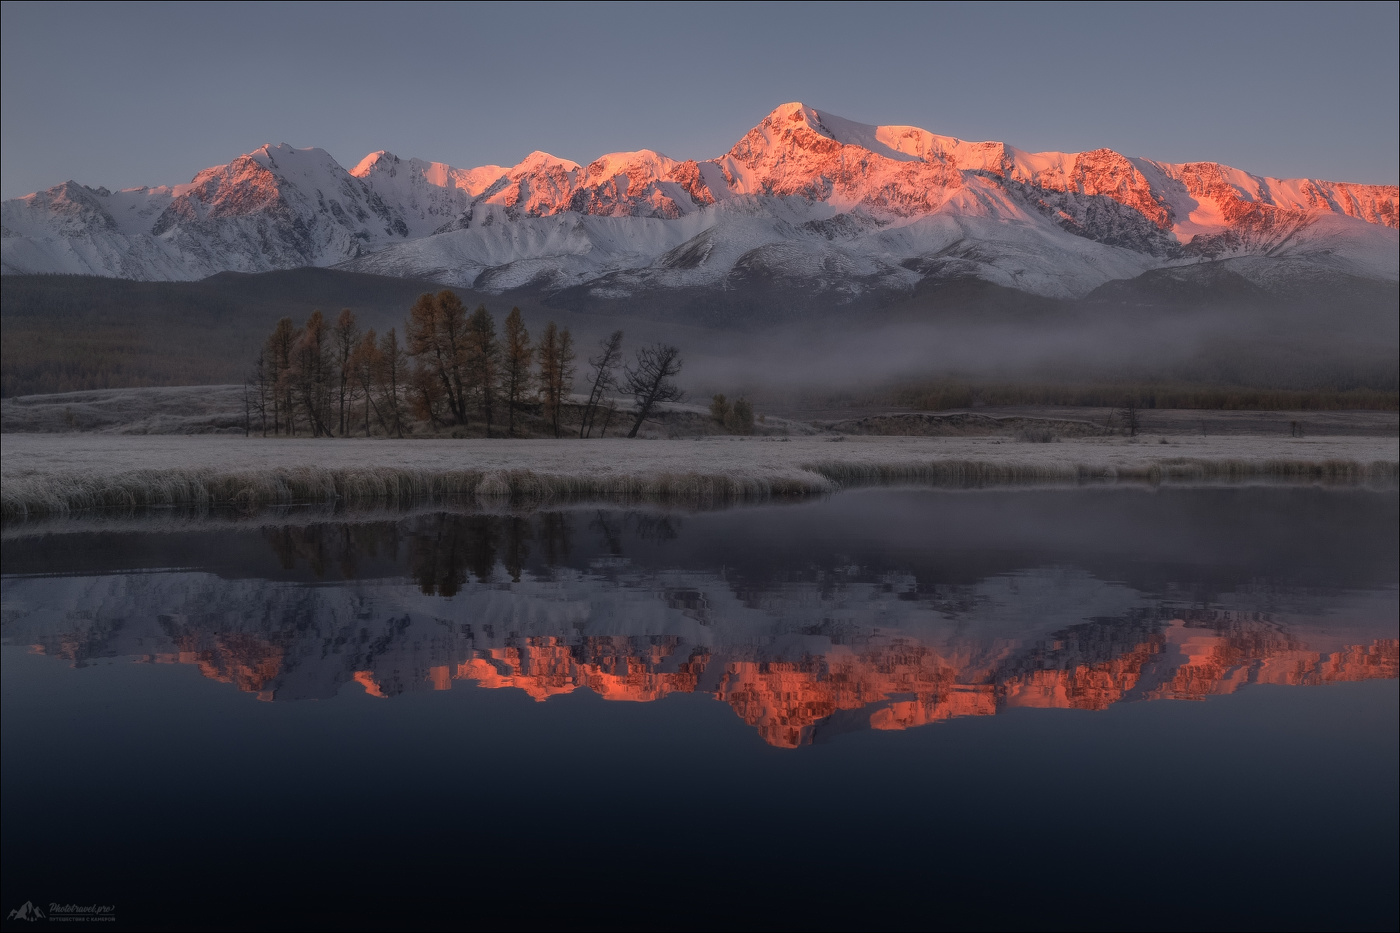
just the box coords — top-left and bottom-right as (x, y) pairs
(2, 103), (1395, 300)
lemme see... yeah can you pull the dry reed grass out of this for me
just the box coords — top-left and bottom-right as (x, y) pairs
(0, 466), (837, 521)
(4, 452), (1395, 521)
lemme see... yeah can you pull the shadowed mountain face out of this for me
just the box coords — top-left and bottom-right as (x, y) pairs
(5, 488), (1394, 748)
(4, 104), (1395, 312)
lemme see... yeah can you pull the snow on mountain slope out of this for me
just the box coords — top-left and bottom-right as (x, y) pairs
(4, 103), (1396, 304)
(344, 202), (715, 289)
(2, 144), (411, 280)
(348, 151), (499, 237)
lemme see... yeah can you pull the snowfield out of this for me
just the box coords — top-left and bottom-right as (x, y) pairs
(3, 433), (1395, 520)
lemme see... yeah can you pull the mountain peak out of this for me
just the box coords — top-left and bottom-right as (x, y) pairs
(585, 149), (678, 179)
(3, 103), (1395, 293)
(512, 151), (580, 174)
(350, 150), (398, 177)
(734, 102), (924, 166)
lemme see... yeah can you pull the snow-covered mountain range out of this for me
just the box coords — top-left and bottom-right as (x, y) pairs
(4, 103), (1396, 302)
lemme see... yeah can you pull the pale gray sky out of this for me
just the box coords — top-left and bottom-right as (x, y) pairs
(3, 1), (1396, 199)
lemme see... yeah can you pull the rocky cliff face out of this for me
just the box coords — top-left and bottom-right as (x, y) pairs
(3, 103), (1396, 305)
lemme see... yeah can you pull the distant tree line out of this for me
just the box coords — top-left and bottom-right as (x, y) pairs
(708, 394), (755, 434)
(246, 291), (686, 438)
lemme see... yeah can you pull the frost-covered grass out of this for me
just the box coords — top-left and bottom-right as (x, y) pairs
(0, 385), (249, 435)
(3, 433), (1396, 521)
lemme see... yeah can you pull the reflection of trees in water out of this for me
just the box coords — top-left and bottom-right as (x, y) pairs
(538, 512), (572, 567)
(263, 523), (402, 580)
(256, 509), (687, 594)
(501, 517), (531, 583)
(589, 510), (681, 556)
(406, 520), (461, 597)
(411, 515), (498, 596)
(406, 511), (679, 594)
(591, 511), (623, 556)
(631, 513), (681, 543)
(259, 512), (579, 594)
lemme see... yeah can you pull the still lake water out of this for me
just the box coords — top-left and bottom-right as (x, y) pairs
(2, 487), (1397, 931)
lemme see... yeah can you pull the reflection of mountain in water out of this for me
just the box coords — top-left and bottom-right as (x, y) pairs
(4, 505), (1396, 748)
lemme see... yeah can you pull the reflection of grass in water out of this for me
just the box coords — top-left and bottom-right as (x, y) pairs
(0, 496), (793, 541)
(805, 457), (1398, 487)
(4, 457), (1397, 521)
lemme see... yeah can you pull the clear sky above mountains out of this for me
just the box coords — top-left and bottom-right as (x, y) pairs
(2, 1), (1396, 200)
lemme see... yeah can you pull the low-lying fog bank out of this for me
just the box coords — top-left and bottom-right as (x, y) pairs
(4, 385), (1397, 439)
(3, 434), (1395, 521)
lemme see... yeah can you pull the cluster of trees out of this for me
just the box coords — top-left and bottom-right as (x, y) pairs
(246, 291), (685, 439)
(403, 292), (574, 437)
(709, 394), (755, 434)
(249, 308), (411, 438)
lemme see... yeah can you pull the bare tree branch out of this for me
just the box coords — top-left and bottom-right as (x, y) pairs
(623, 344), (683, 438)
(580, 329), (624, 438)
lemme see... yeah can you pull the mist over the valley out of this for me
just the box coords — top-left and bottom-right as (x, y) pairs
(3, 263), (1396, 414)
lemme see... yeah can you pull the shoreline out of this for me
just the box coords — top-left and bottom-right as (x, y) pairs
(3, 434), (1397, 521)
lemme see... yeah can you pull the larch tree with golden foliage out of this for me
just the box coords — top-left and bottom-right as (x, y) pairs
(291, 310), (333, 436)
(501, 307), (533, 437)
(377, 328), (408, 438)
(265, 316), (297, 435)
(348, 328), (381, 436)
(331, 308), (360, 436)
(466, 304), (500, 436)
(247, 350), (269, 436)
(406, 290), (471, 425)
(536, 322), (576, 438)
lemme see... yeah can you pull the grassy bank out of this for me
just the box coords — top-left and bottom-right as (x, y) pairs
(3, 435), (1396, 521)
(0, 465), (834, 520)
